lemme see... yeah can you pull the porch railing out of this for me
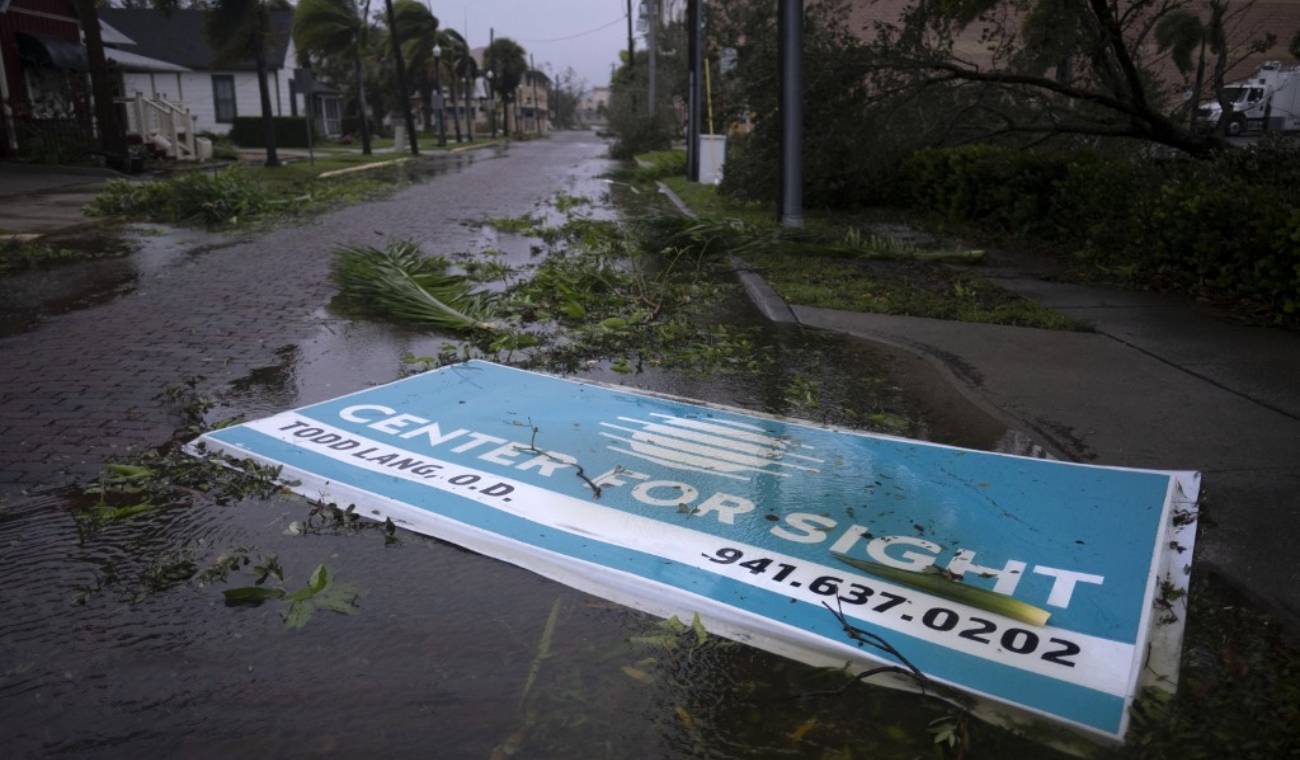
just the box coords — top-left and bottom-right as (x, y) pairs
(117, 93), (197, 161)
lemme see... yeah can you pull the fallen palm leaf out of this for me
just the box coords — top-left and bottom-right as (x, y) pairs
(332, 241), (500, 332)
(832, 552), (1051, 626)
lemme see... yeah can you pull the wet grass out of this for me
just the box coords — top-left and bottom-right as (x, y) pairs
(748, 251), (1089, 330)
(653, 176), (1083, 331)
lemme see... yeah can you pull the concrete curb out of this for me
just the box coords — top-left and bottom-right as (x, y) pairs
(655, 180), (697, 219)
(728, 256), (800, 325)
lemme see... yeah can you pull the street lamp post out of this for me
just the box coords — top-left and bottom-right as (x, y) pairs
(432, 43), (447, 147)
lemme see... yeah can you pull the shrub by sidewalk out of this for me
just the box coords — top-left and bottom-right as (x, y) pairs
(901, 142), (1300, 325)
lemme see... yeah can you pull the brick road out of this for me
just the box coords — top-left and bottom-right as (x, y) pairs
(0, 132), (613, 497)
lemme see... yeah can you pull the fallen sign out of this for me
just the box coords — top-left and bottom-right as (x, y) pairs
(189, 360), (1199, 744)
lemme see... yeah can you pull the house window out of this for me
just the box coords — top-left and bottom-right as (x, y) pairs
(212, 75), (237, 123)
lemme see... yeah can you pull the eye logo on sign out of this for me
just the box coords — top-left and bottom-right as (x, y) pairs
(598, 413), (822, 482)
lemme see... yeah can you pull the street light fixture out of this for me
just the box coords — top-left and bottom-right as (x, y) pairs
(432, 43), (447, 147)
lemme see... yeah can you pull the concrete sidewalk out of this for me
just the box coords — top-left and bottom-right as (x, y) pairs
(747, 274), (1300, 625)
(0, 165), (112, 236)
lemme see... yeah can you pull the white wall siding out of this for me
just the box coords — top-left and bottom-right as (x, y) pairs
(178, 72), (217, 133)
(119, 66), (301, 135)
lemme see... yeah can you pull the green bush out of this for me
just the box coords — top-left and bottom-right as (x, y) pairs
(228, 117), (317, 149)
(900, 143), (1300, 321)
(87, 167), (270, 226)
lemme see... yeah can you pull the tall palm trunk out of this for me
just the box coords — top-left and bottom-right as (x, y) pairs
(383, 0), (419, 155)
(449, 76), (463, 143)
(352, 45), (372, 155)
(465, 70), (475, 141)
(72, 0), (124, 157)
(252, 15), (279, 167)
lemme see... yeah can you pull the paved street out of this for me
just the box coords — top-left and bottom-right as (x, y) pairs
(0, 132), (614, 498)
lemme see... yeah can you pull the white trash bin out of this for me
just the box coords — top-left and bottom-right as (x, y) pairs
(698, 134), (727, 184)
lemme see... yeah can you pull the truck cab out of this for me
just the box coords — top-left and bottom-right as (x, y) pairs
(1197, 85), (1267, 136)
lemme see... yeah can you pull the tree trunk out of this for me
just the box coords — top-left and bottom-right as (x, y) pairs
(384, 0), (419, 155)
(503, 94), (510, 135)
(465, 70), (474, 142)
(72, 0), (124, 157)
(449, 76), (463, 143)
(1188, 37), (1207, 129)
(1208, 1), (1236, 138)
(253, 17), (279, 167)
(353, 45), (372, 155)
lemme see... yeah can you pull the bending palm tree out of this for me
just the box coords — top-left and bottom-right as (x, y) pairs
(206, 0), (285, 167)
(292, 0), (373, 154)
(383, 0), (420, 155)
(484, 37), (527, 137)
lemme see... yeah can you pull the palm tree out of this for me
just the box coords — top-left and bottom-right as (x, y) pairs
(205, 0), (288, 167)
(382, 0), (420, 155)
(440, 29), (470, 143)
(483, 37), (527, 136)
(292, 0), (374, 154)
(391, 0), (439, 133)
(450, 32), (478, 142)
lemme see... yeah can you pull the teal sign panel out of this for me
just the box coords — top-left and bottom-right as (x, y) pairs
(193, 361), (1199, 741)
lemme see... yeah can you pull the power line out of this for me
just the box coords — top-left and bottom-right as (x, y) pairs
(514, 14), (629, 44)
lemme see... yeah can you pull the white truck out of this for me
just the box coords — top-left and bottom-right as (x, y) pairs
(1195, 61), (1300, 136)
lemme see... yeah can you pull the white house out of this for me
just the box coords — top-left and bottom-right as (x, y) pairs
(97, 8), (336, 138)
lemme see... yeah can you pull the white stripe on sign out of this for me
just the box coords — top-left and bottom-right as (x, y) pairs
(614, 417), (824, 464)
(224, 412), (1137, 698)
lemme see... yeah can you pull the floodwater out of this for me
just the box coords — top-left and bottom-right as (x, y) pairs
(1, 137), (1087, 758)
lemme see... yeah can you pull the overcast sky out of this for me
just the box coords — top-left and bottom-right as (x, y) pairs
(441, 0), (633, 89)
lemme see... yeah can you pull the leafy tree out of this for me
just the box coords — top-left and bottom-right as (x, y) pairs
(865, 0), (1279, 156)
(292, 0), (374, 154)
(483, 37), (527, 135)
(1156, 1), (1277, 134)
(205, 0), (291, 167)
(549, 67), (587, 130)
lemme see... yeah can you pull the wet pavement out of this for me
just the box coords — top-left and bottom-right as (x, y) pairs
(0, 137), (606, 497)
(0, 132), (1080, 759)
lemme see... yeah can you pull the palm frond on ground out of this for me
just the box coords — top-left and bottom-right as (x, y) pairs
(331, 241), (500, 332)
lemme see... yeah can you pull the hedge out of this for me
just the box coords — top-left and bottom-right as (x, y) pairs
(228, 116), (316, 149)
(900, 143), (1300, 322)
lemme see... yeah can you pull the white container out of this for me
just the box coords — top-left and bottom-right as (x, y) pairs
(195, 137), (213, 161)
(698, 134), (727, 184)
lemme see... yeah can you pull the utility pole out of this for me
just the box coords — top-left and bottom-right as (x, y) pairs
(778, 0), (803, 227)
(489, 27), (497, 139)
(686, 0), (701, 181)
(646, 0), (656, 118)
(626, 0), (635, 73)
(531, 53), (542, 134)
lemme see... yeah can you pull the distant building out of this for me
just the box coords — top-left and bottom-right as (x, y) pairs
(578, 86), (610, 128)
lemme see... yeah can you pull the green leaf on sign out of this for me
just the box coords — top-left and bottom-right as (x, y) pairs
(831, 552), (1051, 626)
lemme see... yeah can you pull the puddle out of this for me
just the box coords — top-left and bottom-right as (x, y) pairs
(0, 224), (235, 337)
